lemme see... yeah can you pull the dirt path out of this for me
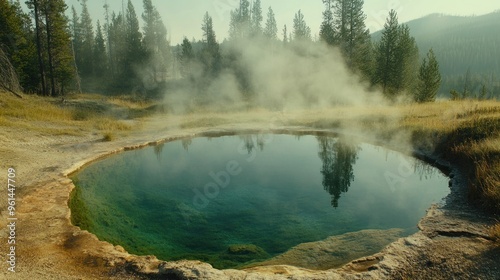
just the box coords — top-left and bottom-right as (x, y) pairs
(0, 115), (498, 279)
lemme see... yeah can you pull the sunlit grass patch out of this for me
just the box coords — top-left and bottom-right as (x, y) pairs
(71, 108), (95, 121)
(406, 100), (500, 213)
(94, 118), (131, 131)
(490, 223), (500, 244)
(107, 96), (154, 110)
(0, 94), (73, 123)
(0, 92), (134, 136)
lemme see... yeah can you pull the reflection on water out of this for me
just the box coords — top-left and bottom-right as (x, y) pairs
(317, 137), (359, 208)
(70, 134), (449, 270)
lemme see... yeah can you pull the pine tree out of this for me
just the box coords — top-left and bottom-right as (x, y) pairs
(250, 0), (263, 36)
(263, 7), (278, 41)
(332, 0), (372, 76)
(93, 21), (107, 78)
(108, 12), (126, 82)
(373, 9), (400, 98)
(320, 0), (335, 45)
(292, 10), (311, 42)
(142, 0), (170, 84)
(416, 49), (441, 102)
(201, 12), (220, 75)
(79, 0), (94, 76)
(394, 24), (419, 94)
(333, 0), (348, 45)
(71, 6), (82, 73)
(179, 37), (194, 78)
(40, 0), (74, 96)
(229, 0), (251, 40)
(373, 10), (420, 99)
(123, 0), (143, 87)
(282, 25), (288, 44)
(103, 1), (112, 72)
(26, 0), (48, 95)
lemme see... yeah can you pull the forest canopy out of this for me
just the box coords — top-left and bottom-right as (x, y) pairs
(0, 0), (497, 102)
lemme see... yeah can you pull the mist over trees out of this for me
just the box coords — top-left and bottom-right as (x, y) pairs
(1, 0), (496, 102)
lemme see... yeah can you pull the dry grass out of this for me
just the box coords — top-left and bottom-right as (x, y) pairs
(0, 93), (133, 136)
(400, 100), (500, 132)
(0, 94), (74, 123)
(491, 223), (500, 244)
(107, 96), (154, 110)
(400, 100), (500, 213)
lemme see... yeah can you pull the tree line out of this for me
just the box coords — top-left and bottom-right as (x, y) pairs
(0, 0), (170, 96)
(1, 0), (443, 103)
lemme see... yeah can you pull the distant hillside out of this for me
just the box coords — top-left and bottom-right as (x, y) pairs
(372, 12), (500, 97)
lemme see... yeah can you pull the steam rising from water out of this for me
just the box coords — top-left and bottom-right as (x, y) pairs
(163, 39), (386, 112)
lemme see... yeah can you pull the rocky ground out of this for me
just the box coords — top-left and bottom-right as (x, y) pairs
(0, 113), (499, 280)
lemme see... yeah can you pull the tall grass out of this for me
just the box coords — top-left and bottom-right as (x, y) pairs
(0, 93), (131, 136)
(403, 101), (500, 213)
(490, 223), (500, 244)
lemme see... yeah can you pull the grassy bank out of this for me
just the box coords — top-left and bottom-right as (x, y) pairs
(0, 92), (136, 138)
(403, 101), (500, 213)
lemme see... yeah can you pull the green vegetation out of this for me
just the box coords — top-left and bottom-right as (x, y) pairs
(1, 0), (448, 103)
(68, 183), (94, 230)
(372, 10), (421, 101)
(416, 49), (441, 102)
(320, 0), (372, 77)
(373, 12), (500, 98)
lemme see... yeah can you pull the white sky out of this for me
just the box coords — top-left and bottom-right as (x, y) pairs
(62, 0), (500, 45)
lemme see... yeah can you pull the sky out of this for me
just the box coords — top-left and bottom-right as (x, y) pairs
(63, 0), (500, 45)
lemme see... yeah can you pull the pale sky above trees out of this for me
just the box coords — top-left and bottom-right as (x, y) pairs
(62, 0), (500, 44)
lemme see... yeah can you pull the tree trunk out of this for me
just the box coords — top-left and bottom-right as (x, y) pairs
(44, 4), (57, 97)
(33, 0), (47, 95)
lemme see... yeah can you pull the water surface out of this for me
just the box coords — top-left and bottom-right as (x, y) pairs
(70, 134), (449, 269)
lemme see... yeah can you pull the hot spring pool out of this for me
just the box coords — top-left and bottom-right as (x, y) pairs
(70, 133), (449, 269)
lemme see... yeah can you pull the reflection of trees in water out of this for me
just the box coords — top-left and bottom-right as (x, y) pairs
(239, 135), (267, 154)
(182, 139), (192, 151)
(153, 138), (194, 161)
(412, 157), (439, 180)
(317, 137), (360, 208)
(153, 143), (164, 161)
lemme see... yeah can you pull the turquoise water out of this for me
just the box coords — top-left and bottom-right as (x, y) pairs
(70, 134), (449, 269)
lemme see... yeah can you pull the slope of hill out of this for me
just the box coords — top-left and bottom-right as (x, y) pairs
(372, 11), (500, 97)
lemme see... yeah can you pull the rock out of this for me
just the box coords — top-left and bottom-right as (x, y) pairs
(249, 229), (404, 270)
(227, 244), (267, 255)
(158, 260), (229, 280)
(221, 244), (270, 265)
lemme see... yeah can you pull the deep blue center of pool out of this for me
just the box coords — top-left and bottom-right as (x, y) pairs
(70, 134), (449, 269)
